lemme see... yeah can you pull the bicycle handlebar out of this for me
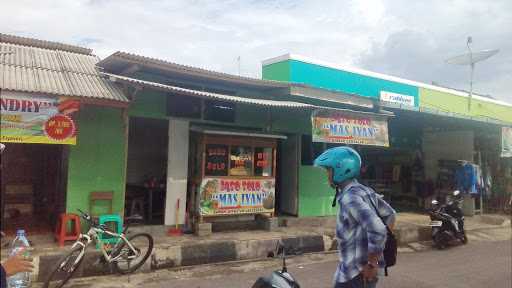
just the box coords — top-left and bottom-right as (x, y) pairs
(76, 209), (118, 234)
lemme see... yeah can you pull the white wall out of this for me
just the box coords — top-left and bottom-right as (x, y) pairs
(165, 119), (189, 226)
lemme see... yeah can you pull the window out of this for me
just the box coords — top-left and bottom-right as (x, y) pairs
(301, 135), (326, 165)
(204, 100), (235, 123)
(254, 147), (273, 177)
(229, 146), (253, 176)
(204, 144), (229, 176)
(167, 94), (202, 119)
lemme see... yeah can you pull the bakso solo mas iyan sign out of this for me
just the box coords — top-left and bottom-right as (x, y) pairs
(199, 178), (275, 216)
(312, 110), (389, 147)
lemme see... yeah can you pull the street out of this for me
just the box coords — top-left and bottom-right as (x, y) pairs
(55, 227), (512, 288)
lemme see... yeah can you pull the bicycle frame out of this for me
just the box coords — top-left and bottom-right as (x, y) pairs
(72, 226), (138, 264)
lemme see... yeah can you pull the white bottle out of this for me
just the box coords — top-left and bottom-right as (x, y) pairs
(7, 229), (31, 288)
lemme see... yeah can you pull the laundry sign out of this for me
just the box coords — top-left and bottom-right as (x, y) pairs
(312, 109), (389, 147)
(380, 91), (415, 107)
(0, 92), (80, 144)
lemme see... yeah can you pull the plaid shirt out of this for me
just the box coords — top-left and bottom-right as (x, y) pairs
(334, 180), (396, 284)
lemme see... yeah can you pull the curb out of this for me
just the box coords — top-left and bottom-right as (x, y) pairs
(36, 234), (325, 282)
(32, 222), (511, 282)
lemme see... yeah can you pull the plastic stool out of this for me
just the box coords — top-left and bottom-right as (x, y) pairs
(55, 213), (81, 247)
(96, 214), (123, 249)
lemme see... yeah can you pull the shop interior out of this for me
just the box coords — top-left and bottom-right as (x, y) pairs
(1, 143), (66, 236)
(300, 110), (509, 213)
(125, 117), (168, 225)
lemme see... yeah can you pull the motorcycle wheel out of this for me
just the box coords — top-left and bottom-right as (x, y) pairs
(433, 234), (446, 250)
(461, 234), (468, 244)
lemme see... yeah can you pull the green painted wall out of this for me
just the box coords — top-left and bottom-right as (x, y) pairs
(129, 90), (168, 119)
(298, 166), (337, 217)
(420, 87), (512, 123)
(262, 61), (291, 83)
(66, 105), (127, 218)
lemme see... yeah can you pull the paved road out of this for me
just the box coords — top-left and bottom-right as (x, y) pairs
(53, 228), (511, 288)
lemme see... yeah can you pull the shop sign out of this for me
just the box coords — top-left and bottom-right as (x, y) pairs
(1, 94), (79, 145)
(502, 127), (512, 158)
(380, 91), (415, 107)
(312, 109), (389, 147)
(199, 178), (275, 216)
(205, 144), (229, 176)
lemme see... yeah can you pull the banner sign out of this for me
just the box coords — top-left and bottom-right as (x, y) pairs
(1, 94), (79, 145)
(199, 178), (275, 216)
(312, 109), (389, 147)
(380, 91), (415, 107)
(502, 127), (512, 158)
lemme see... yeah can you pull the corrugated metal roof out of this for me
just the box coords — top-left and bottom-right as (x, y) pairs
(103, 72), (313, 108)
(99, 51), (290, 89)
(103, 72), (394, 119)
(0, 40), (128, 103)
(0, 33), (92, 55)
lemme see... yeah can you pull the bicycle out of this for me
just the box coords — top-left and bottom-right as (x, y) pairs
(43, 209), (154, 288)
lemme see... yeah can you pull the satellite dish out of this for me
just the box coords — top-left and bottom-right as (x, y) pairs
(446, 49), (500, 65)
(445, 37), (499, 110)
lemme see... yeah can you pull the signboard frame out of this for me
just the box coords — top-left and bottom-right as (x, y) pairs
(1, 91), (80, 145)
(311, 109), (390, 147)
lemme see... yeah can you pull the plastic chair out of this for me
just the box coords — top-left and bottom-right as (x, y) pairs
(96, 214), (123, 249)
(89, 191), (114, 217)
(55, 213), (81, 247)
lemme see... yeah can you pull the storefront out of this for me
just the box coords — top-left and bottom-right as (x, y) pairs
(297, 108), (393, 216)
(263, 53), (512, 216)
(0, 35), (129, 236)
(190, 130), (279, 226)
(0, 91), (80, 234)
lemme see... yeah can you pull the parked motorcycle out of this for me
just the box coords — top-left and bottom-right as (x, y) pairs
(428, 190), (468, 249)
(252, 240), (300, 288)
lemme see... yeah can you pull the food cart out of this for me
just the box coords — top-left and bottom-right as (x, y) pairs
(194, 132), (277, 225)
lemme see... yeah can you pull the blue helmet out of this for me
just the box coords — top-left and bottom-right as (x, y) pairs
(314, 146), (361, 185)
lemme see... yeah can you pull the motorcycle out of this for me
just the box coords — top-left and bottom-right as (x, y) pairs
(428, 190), (468, 249)
(252, 240), (300, 288)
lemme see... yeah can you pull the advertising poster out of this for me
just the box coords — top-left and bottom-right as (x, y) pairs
(1, 93), (80, 145)
(199, 178), (275, 216)
(312, 109), (389, 147)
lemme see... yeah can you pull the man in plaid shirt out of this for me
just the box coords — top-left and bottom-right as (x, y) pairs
(315, 147), (396, 288)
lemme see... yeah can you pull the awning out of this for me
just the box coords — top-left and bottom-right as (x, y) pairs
(102, 72), (394, 118)
(102, 72), (312, 109)
(190, 126), (287, 139)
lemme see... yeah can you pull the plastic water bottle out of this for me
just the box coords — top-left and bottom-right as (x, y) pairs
(7, 230), (31, 288)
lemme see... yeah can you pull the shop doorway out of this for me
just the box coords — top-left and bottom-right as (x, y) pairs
(1, 143), (67, 235)
(125, 117), (169, 225)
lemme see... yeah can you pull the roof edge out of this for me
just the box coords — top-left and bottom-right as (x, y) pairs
(262, 53), (512, 108)
(100, 51), (289, 88)
(0, 33), (93, 55)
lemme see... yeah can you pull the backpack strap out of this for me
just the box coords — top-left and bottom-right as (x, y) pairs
(367, 196), (394, 235)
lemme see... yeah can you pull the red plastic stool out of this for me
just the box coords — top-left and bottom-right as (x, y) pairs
(55, 213), (81, 247)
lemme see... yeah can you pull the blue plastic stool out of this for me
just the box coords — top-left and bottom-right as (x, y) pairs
(96, 214), (123, 250)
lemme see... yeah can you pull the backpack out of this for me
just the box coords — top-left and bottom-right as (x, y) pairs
(367, 198), (397, 276)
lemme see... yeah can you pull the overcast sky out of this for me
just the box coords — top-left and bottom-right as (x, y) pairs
(2, 0), (511, 102)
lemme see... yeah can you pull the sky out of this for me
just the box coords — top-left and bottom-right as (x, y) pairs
(1, 0), (511, 102)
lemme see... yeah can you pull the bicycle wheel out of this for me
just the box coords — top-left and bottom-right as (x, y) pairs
(113, 233), (153, 274)
(43, 246), (85, 288)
